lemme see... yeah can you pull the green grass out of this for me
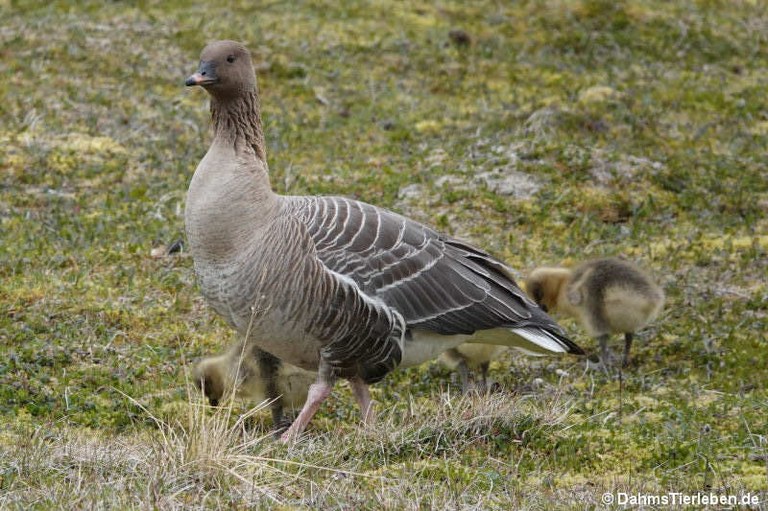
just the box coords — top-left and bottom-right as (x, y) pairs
(1, 0), (767, 507)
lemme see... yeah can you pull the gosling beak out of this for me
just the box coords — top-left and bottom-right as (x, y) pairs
(185, 61), (218, 87)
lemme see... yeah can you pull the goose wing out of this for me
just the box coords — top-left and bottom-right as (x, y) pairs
(255, 214), (406, 383)
(290, 196), (582, 354)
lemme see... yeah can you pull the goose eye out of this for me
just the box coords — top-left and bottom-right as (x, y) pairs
(226, 55), (235, 63)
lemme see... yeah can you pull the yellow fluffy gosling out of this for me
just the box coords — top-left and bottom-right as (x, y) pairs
(524, 257), (664, 367)
(194, 343), (316, 430)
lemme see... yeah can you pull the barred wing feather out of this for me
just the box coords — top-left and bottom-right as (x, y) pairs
(290, 196), (582, 355)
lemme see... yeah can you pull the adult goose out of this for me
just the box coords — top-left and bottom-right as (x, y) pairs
(184, 40), (583, 442)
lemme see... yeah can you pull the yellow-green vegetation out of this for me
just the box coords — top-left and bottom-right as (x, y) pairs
(1, 0), (766, 508)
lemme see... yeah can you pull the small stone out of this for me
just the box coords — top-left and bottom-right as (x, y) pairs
(397, 183), (424, 200)
(434, 175), (467, 188)
(578, 85), (620, 105)
(474, 169), (542, 198)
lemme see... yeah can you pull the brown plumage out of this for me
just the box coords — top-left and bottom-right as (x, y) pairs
(184, 40), (582, 442)
(525, 257), (664, 367)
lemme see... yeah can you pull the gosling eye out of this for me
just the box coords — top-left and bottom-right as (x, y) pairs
(226, 55), (235, 63)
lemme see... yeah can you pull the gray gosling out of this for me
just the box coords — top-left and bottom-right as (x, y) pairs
(438, 345), (506, 393)
(194, 344), (315, 430)
(524, 257), (664, 367)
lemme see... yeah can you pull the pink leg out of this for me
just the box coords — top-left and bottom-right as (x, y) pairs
(279, 381), (332, 443)
(349, 377), (375, 427)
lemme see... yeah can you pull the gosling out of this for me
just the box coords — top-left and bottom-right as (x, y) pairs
(193, 343), (315, 430)
(439, 344), (506, 393)
(525, 257), (664, 367)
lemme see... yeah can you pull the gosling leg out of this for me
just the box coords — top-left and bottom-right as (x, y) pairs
(598, 334), (612, 372)
(622, 332), (634, 367)
(477, 361), (490, 394)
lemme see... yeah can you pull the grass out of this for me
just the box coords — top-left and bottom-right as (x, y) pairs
(1, 0), (767, 507)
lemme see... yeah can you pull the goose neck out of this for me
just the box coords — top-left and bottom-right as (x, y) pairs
(211, 89), (267, 162)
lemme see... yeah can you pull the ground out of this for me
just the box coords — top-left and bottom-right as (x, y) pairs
(1, 0), (766, 508)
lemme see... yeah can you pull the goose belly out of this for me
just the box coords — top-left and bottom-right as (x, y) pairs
(400, 331), (471, 368)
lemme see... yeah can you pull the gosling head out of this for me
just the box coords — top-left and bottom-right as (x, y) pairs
(185, 40), (256, 98)
(192, 357), (227, 406)
(524, 267), (572, 313)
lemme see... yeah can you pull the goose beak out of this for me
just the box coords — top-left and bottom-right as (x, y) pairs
(185, 72), (206, 86)
(185, 61), (218, 86)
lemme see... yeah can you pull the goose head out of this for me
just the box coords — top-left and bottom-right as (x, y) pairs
(186, 40), (256, 98)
